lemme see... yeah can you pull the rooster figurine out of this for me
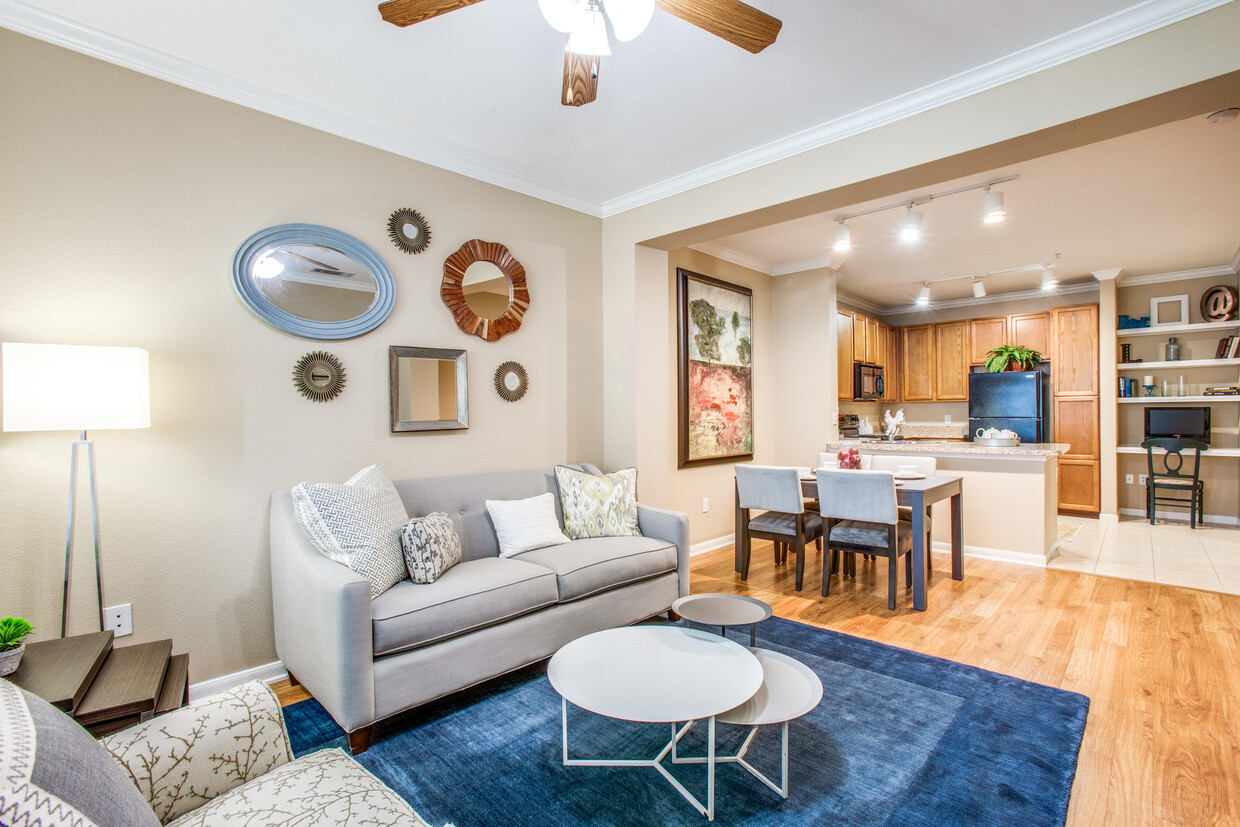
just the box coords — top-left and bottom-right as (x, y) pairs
(882, 408), (905, 440)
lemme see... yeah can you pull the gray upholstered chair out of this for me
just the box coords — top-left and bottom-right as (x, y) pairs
(816, 468), (913, 610)
(735, 465), (823, 591)
(865, 454), (935, 570)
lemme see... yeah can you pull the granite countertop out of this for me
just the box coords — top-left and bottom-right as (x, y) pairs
(830, 439), (1071, 458)
(898, 422), (971, 439)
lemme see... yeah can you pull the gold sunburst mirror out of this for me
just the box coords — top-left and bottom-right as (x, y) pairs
(494, 361), (528, 402)
(293, 351), (347, 402)
(387, 208), (431, 254)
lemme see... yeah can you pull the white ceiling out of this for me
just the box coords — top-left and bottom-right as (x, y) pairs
(0, 0), (1228, 216)
(701, 112), (1240, 309)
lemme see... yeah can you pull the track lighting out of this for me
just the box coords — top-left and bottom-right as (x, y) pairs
(565, 1), (611, 55)
(983, 187), (1005, 223)
(833, 222), (851, 252)
(916, 283), (931, 305)
(901, 208), (923, 241)
(1040, 267), (1057, 290)
(972, 277), (986, 298)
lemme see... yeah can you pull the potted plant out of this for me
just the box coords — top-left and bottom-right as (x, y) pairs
(0, 617), (34, 677)
(984, 344), (1043, 373)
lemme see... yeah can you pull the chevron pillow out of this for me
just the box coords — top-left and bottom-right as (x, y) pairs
(292, 465), (410, 598)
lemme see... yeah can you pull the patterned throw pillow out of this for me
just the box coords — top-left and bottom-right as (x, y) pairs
(485, 492), (572, 558)
(400, 512), (463, 584)
(292, 464), (409, 599)
(0, 680), (162, 827)
(554, 465), (642, 539)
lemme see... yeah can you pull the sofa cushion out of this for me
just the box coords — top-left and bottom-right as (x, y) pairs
(0, 679), (162, 827)
(370, 557), (559, 657)
(400, 512), (462, 584)
(166, 748), (430, 827)
(515, 536), (676, 602)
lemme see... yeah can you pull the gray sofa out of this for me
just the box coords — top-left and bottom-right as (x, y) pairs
(271, 463), (690, 754)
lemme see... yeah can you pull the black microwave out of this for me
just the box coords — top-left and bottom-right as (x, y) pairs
(854, 363), (884, 400)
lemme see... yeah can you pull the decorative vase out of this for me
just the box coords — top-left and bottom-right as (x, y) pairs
(0, 642), (24, 677)
(1165, 337), (1181, 361)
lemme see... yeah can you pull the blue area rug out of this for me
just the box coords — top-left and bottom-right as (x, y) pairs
(283, 617), (1088, 826)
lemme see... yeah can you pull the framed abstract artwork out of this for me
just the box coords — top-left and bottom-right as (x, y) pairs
(677, 268), (754, 468)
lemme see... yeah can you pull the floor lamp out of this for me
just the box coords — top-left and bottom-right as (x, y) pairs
(1, 343), (151, 637)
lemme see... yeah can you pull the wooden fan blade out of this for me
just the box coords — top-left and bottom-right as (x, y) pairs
(655, 0), (781, 53)
(562, 50), (600, 107)
(378, 0), (487, 27)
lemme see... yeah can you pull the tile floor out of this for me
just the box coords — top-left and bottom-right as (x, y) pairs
(1049, 515), (1240, 595)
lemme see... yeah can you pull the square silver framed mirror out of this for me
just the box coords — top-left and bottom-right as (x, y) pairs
(389, 346), (468, 432)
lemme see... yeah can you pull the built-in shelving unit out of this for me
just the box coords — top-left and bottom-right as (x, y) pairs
(1117, 396), (1239, 404)
(1117, 358), (1240, 370)
(1116, 320), (1239, 338)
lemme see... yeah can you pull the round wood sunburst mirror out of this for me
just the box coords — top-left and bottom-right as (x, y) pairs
(293, 351), (346, 402)
(387, 208), (431, 255)
(494, 361), (528, 402)
(441, 239), (529, 341)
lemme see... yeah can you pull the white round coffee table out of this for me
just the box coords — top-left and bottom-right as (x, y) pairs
(548, 626), (763, 821)
(672, 593), (773, 646)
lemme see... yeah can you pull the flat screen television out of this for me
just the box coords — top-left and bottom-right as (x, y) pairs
(1144, 406), (1210, 443)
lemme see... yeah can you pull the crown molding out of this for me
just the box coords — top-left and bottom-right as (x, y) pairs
(1092, 268), (1123, 281)
(0, 0), (604, 218)
(599, 0), (1231, 217)
(772, 255), (840, 276)
(836, 291), (885, 316)
(686, 243), (775, 275)
(1118, 262), (1238, 287)
(881, 281), (1100, 316)
(1, 0), (1225, 220)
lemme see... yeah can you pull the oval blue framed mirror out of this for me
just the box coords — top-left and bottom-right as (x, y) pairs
(232, 224), (396, 339)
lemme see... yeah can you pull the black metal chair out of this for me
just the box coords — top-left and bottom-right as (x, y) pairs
(735, 465), (823, 591)
(1142, 437), (1207, 528)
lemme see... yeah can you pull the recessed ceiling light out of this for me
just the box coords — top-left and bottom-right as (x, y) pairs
(1206, 107), (1240, 125)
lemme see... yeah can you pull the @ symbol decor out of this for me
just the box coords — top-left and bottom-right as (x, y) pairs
(494, 361), (528, 402)
(441, 239), (529, 342)
(1201, 285), (1238, 322)
(387, 208), (431, 255)
(293, 351), (346, 402)
(677, 268), (753, 468)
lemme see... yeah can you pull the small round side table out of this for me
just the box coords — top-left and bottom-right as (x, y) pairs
(672, 593), (773, 647)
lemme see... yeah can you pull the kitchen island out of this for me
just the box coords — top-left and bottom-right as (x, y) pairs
(828, 440), (1071, 565)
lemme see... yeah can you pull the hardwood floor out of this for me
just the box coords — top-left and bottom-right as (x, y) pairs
(270, 542), (1240, 826)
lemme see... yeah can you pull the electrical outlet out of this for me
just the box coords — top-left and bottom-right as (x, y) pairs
(944, 415), (951, 423)
(1125, 474), (1134, 484)
(1139, 474), (1148, 486)
(701, 497), (709, 513)
(104, 603), (132, 637)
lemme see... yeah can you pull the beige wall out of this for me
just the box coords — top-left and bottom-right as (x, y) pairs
(0, 30), (603, 681)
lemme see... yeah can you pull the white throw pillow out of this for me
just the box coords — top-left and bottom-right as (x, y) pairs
(292, 464), (409, 598)
(485, 492), (572, 558)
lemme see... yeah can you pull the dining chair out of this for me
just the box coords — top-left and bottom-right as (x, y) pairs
(815, 469), (912, 610)
(1142, 438), (1207, 528)
(735, 465), (824, 591)
(866, 454), (935, 570)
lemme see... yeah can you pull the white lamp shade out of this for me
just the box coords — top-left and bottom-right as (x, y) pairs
(983, 189), (1006, 223)
(539, 0), (589, 33)
(606, 0), (655, 41)
(2, 343), (150, 432)
(901, 210), (923, 241)
(566, 6), (611, 55)
(833, 223), (851, 252)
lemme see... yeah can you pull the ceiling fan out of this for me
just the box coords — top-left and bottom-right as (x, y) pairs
(377, 0), (781, 106)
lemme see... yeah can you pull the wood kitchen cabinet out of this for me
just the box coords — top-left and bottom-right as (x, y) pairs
(884, 325), (900, 401)
(837, 310), (854, 400)
(969, 316), (1008, 365)
(1050, 303), (1100, 514)
(1059, 460), (1101, 513)
(1052, 304), (1099, 396)
(901, 325), (934, 401)
(851, 314), (881, 363)
(1055, 397), (1099, 459)
(1011, 312), (1051, 358)
(933, 321), (969, 400)
(865, 317), (880, 363)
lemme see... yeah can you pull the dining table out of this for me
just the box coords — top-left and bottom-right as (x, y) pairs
(733, 471), (964, 611)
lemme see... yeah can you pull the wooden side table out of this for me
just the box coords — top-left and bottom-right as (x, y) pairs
(6, 631), (189, 736)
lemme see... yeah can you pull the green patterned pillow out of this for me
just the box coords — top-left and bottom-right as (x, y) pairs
(554, 466), (642, 539)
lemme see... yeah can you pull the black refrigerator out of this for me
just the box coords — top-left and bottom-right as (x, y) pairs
(968, 371), (1050, 443)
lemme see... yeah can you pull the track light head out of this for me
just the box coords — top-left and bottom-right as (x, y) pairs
(901, 208), (923, 241)
(916, 283), (931, 305)
(833, 222), (851, 252)
(972, 278), (986, 298)
(1040, 267), (1057, 290)
(983, 188), (1005, 223)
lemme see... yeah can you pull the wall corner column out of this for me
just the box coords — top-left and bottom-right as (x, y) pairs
(1093, 268), (1121, 519)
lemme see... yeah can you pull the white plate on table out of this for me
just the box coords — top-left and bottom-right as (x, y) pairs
(894, 472), (926, 480)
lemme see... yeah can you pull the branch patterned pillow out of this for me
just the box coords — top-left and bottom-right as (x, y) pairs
(554, 465), (642, 539)
(401, 512), (463, 583)
(292, 464), (409, 598)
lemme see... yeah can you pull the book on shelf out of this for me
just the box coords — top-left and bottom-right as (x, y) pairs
(1231, 337), (1240, 359)
(1217, 337), (1232, 359)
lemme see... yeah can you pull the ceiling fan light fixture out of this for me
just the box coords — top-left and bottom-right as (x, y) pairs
(604, 0), (655, 42)
(566, 3), (611, 55)
(916, 283), (931, 305)
(833, 222), (851, 252)
(901, 208), (923, 241)
(983, 187), (1006, 223)
(539, 0), (589, 33)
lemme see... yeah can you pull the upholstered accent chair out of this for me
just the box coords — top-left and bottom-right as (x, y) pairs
(816, 469), (913, 609)
(735, 465), (823, 591)
(864, 453), (936, 569)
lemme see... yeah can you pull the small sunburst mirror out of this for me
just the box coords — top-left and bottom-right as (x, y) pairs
(494, 361), (528, 402)
(388, 208), (431, 255)
(293, 351), (346, 402)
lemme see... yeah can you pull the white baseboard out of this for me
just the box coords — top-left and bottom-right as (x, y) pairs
(189, 660), (287, 703)
(1118, 508), (1238, 526)
(690, 534), (734, 557)
(1098, 513), (1120, 523)
(932, 540), (1049, 568)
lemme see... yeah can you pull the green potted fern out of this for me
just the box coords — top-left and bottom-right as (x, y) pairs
(984, 344), (1043, 373)
(0, 617), (34, 677)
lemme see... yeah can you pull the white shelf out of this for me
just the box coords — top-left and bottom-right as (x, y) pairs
(1117, 321), (1239, 338)
(1116, 358), (1240, 370)
(1118, 445), (1240, 457)
(1118, 396), (1238, 404)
